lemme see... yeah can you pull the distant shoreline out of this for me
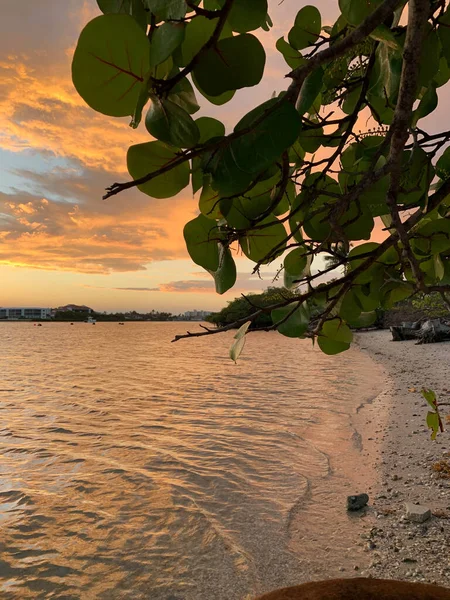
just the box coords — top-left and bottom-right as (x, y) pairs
(0, 319), (207, 323)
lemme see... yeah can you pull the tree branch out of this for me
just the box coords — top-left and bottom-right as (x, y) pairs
(385, 0), (430, 291)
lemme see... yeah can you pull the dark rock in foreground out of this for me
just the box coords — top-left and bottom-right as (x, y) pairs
(347, 493), (369, 511)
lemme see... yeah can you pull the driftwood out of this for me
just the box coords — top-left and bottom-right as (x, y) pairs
(391, 318), (450, 344)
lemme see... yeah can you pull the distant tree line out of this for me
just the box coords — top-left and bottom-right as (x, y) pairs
(206, 288), (450, 331)
(53, 309), (173, 322)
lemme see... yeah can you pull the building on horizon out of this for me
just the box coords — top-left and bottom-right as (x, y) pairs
(55, 304), (93, 314)
(0, 307), (52, 320)
(178, 310), (212, 321)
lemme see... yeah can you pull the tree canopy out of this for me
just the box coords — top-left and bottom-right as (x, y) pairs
(73, 0), (450, 359)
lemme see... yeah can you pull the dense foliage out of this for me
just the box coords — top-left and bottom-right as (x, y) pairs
(73, 0), (450, 358)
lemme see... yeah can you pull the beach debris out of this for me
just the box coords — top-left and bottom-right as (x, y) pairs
(347, 493), (369, 511)
(405, 503), (431, 523)
(390, 318), (450, 344)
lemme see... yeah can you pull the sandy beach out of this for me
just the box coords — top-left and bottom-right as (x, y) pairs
(352, 330), (450, 586)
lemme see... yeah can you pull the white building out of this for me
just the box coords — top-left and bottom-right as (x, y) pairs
(0, 307), (52, 320)
(180, 310), (212, 321)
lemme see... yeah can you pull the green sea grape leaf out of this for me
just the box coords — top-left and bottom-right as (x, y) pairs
(196, 117), (226, 143)
(436, 146), (450, 179)
(422, 388), (437, 409)
(168, 73), (200, 115)
(130, 71), (151, 128)
(145, 96), (200, 148)
(240, 216), (287, 263)
(178, 16), (218, 66)
(318, 318), (353, 355)
(276, 37), (304, 69)
(193, 34), (266, 96)
(369, 24), (401, 49)
(225, 0), (268, 32)
(339, 0), (383, 26)
(127, 141), (190, 198)
(202, 142), (253, 196)
(209, 245), (237, 294)
(296, 67), (324, 115)
(284, 248), (308, 276)
(72, 14), (150, 117)
(232, 100), (301, 174)
(150, 22), (186, 67)
(412, 84), (438, 127)
(97, 0), (147, 30)
(183, 213), (220, 271)
(339, 290), (362, 322)
(146, 0), (186, 20)
(288, 6), (321, 50)
(426, 411), (440, 440)
(199, 182), (222, 220)
(271, 302), (309, 338)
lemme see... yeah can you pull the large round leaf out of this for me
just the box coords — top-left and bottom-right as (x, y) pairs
(232, 100), (301, 174)
(318, 318), (353, 355)
(272, 302), (309, 338)
(146, 0), (187, 21)
(210, 245), (237, 294)
(178, 16), (218, 66)
(72, 15), (150, 117)
(127, 142), (190, 198)
(183, 214), (220, 271)
(193, 34), (266, 96)
(284, 248), (308, 276)
(240, 216), (286, 263)
(97, 0), (147, 30)
(145, 97), (200, 148)
(149, 22), (186, 67)
(196, 117), (226, 143)
(226, 0), (268, 33)
(339, 0), (383, 26)
(288, 6), (321, 50)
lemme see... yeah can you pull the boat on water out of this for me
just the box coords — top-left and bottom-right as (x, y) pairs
(84, 316), (97, 324)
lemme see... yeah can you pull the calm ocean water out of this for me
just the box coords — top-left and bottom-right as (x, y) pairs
(0, 322), (383, 599)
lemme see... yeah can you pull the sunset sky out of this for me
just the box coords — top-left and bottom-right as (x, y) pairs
(0, 1), (444, 313)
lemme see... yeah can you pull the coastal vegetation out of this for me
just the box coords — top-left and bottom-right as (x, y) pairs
(72, 0), (450, 360)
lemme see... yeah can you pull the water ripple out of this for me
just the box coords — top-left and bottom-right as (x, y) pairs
(0, 322), (383, 599)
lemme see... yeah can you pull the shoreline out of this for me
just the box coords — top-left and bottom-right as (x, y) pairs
(353, 330), (450, 586)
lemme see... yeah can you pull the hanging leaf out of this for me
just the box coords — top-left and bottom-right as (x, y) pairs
(150, 22), (186, 67)
(208, 245), (237, 294)
(145, 96), (200, 147)
(193, 34), (266, 96)
(239, 216), (287, 263)
(318, 318), (353, 355)
(97, 0), (147, 30)
(225, 0), (268, 33)
(145, 0), (187, 21)
(339, 0), (383, 27)
(284, 248), (308, 277)
(276, 37), (304, 69)
(229, 321), (252, 363)
(72, 15), (150, 117)
(426, 411), (440, 440)
(183, 214), (221, 271)
(196, 117), (226, 143)
(168, 73), (200, 114)
(271, 303), (309, 338)
(127, 141), (190, 198)
(288, 6), (322, 51)
(232, 99), (301, 174)
(296, 67), (324, 115)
